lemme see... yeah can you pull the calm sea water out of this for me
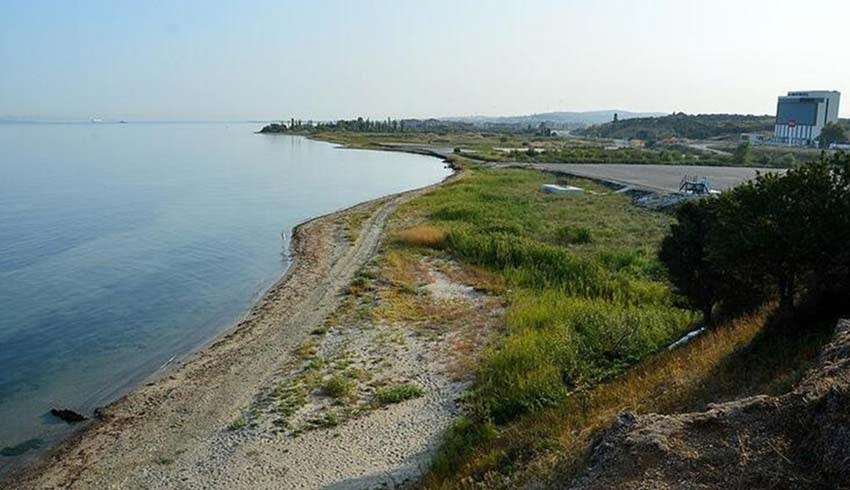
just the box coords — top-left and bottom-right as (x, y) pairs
(0, 123), (451, 468)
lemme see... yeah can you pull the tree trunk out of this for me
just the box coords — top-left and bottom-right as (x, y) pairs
(778, 274), (796, 312)
(702, 303), (713, 326)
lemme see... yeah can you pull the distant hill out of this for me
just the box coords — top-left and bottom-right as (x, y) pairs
(444, 110), (665, 127)
(576, 113), (776, 140)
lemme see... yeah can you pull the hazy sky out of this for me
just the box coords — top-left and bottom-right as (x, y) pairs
(2, 0), (849, 120)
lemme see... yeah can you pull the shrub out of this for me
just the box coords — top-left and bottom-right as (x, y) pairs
(662, 154), (850, 319)
(322, 376), (354, 399)
(375, 383), (424, 405)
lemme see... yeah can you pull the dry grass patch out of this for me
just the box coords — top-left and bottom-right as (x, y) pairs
(394, 225), (447, 249)
(436, 262), (505, 295)
(382, 250), (429, 290)
(342, 209), (372, 243)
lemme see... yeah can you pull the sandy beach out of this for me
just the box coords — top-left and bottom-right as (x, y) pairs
(4, 167), (474, 489)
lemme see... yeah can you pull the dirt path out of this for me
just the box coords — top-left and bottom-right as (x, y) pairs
(7, 178), (455, 489)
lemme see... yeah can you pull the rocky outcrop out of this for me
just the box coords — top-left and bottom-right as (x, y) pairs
(49, 408), (87, 424)
(571, 319), (850, 490)
(258, 123), (287, 133)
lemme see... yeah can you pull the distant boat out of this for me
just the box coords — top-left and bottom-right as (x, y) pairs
(118, 120), (128, 124)
(90, 118), (103, 123)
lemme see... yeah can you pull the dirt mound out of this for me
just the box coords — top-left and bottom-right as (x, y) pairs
(571, 319), (850, 490)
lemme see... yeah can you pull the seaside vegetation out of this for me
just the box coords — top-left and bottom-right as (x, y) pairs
(309, 129), (813, 168)
(375, 383), (425, 405)
(359, 160), (702, 484)
(415, 155), (850, 487)
(390, 164), (695, 422)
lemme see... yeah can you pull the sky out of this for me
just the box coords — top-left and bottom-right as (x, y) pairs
(2, 0), (849, 121)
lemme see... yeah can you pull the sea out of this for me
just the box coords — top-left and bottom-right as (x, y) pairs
(0, 122), (451, 471)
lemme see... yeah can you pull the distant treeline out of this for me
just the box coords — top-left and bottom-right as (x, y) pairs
(576, 113), (776, 141)
(259, 117), (556, 136)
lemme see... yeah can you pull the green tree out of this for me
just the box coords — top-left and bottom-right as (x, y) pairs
(659, 199), (721, 324)
(708, 156), (850, 313)
(818, 122), (849, 149)
(732, 142), (753, 166)
(661, 153), (850, 319)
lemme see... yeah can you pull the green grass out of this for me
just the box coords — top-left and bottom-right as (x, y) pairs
(227, 414), (250, 431)
(385, 163), (836, 488)
(478, 291), (695, 422)
(392, 165), (690, 424)
(321, 375), (355, 399)
(422, 308), (835, 488)
(375, 383), (425, 405)
(377, 163), (700, 485)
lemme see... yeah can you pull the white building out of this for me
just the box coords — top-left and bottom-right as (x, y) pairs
(774, 90), (840, 146)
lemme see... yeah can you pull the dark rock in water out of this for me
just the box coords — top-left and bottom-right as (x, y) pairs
(50, 408), (87, 423)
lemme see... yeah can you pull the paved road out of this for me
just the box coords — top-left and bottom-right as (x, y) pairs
(500, 163), (785, 194)
(378, 143), (785, 195)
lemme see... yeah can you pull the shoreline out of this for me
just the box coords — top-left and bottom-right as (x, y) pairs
(3, 140), (458, 488)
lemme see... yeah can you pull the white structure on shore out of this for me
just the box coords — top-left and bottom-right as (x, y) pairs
(774, 90), (840, 146)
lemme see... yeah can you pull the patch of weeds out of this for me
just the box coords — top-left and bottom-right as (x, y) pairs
(322, 375), (355, 399)
(311, 326), (329, 336)
(275, 383), (307, 418)
(375, 383), (424, 405)
(344, 367), (369, 381)
(428, 417), (496, 477)
(555, 224), (592, 245)
(228, 414), (250, 431)
(306, 357), (328, 371)
(344, 210), (371, 242)
(346, 275), (373, 296)
(307, 411), (340, 428)
(295, 340), (320, 359)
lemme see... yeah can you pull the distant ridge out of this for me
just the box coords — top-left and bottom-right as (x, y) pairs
(443, 110), (666, 126)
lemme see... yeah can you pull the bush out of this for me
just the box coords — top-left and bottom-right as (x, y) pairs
(322, 376), (354, 399)
(661, 154), (850, 320)
(375, 383), (424, 405)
